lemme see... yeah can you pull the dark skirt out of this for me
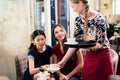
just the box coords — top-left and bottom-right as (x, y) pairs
(23, 68), (34, 80)
(82, 48), (114, 80)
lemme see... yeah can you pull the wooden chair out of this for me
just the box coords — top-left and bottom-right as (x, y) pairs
(15, 52), (28, 80)
(110, 49), (119, 74)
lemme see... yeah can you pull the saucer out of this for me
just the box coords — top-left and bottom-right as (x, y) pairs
(48, 64), (60, 72)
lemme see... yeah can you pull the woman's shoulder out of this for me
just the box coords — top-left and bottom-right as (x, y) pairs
(52, 44), (59, 48)
(94, 13), (106, 21)
(45, 44), (52, 50)
(75, 16), (82, 21)
(52, 44), (60, 53)
(28, 50), (35, 57)
(28, 50), (33, 54)
(45, 44), (51, 48)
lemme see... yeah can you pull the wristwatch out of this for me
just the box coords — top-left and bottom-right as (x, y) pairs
(39, 67), (44, 72)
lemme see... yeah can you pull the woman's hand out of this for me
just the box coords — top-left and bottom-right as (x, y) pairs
(57, 61), (65, 68)
(59, 74), (70, 80)
(41, 64), (49, 71)
(87, 42), (102, 51)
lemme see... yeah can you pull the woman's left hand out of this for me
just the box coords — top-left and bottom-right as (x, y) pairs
(41, 65), (49, 71)
(87, 42), (102, 51)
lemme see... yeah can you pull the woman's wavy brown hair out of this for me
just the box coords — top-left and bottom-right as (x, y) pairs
(52, 24), (67, 42)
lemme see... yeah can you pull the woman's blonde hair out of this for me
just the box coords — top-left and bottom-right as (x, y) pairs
(70, 0), (90, 41)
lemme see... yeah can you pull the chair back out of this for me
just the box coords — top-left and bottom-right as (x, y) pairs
(110, 49), (119, 74)
(15, 52), (28, 80)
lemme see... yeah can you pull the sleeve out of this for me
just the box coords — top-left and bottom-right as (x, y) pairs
(28, 50), (34, 59)
(96, 16), (108, 46)
(46, 45), (52, 57)
(74, 17), (84, 39)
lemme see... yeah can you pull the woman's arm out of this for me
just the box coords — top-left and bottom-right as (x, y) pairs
(51, 54), (58, 64)
(58, 48), (78, 68)
(29, 58), (40, 75)
(29, 58), (48, 75)
(52, 54), (66, 79)
(66, 49), (83, 78)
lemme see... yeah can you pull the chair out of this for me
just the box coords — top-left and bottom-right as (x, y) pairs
(15, 52), (28, 80)
(115, 37), (120, 53)
(110, 37), (120, 52)
(110, 49), (119, 74)
(108, 75), (120, 80)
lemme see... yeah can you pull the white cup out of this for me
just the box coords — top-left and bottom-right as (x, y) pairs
(67, 38), (75, 43)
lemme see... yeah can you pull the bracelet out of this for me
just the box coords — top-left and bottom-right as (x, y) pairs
(39, 67), (44, 72)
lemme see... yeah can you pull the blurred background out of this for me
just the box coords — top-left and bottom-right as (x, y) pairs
(0, 0), (120, 80)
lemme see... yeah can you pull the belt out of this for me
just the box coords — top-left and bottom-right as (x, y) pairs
(87, 48), (102, 51)
(87, 48), (109, 52)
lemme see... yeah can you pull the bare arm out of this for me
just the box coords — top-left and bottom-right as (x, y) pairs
(67, 49), (83, 78)
(29, 58), (40, 75)
(58, 48), (78, 68)
(52, 54), (64, 77)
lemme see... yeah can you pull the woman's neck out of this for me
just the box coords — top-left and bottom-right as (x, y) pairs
(37, 45), (46, 53)
(80, 9), (98, 20)
(88, 9), (99, 19)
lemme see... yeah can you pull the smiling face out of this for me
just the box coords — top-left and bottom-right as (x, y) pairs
(54, 26), (66, 42)
(34, 35), (46, 50)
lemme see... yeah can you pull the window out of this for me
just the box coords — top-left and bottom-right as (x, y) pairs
(36, 1), (45, 31)
(112, 0), (120, 14)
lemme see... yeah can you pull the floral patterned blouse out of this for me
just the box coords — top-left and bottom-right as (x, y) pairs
(74, 14), (110, 48)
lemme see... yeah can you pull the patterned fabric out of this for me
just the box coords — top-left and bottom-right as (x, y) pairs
(74, 14), (110, 48)
(15, 52), (28, 80)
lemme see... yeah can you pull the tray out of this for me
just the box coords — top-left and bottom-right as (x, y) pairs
(63, 40), (96, 48)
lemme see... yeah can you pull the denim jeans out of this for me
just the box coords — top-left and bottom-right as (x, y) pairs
(69, 76), (81, 80)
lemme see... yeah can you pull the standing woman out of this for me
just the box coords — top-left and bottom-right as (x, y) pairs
(52, 24), (83, 80)
(23, 30), (52, 80)
(58, 0), (114, 80)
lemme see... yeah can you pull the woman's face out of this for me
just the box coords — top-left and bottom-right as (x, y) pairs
(54, 26), (66, 41)
(34, 35), (46, 49)
(69, 1), (83, 15)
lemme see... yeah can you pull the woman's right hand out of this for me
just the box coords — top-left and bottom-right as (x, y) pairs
(57, 61), (65, 68)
